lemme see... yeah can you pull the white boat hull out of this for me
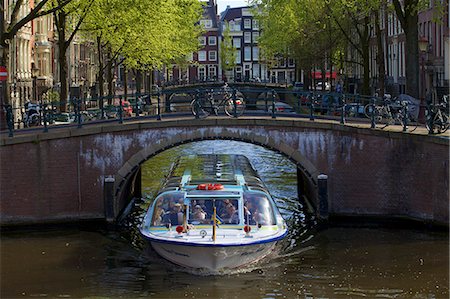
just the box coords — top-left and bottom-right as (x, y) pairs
(150, 240), (276, 271)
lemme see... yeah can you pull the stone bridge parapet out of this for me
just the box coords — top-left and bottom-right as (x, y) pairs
(1, 117), (448, 227)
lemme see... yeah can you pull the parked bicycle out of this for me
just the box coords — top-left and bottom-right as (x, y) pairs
(191, 85), (245, 118)
(426, 95), (449, 134)
(364, 95), (418, 131)
(22, 102), (41, 127)
(364, 96), (402, 126)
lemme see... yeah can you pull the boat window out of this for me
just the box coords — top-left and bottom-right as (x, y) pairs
(151, 192), (184, 226)
(243, 192), (276, 225)
(188, 198), (240, 225)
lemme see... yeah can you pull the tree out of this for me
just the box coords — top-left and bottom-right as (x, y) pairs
(253, 0), (343, 90)
(219, 22), (236, 82)
(391, 0), (427, 99)
(1, 0), (71, 104)
(81, 0), (202, 101)
(54, 0), (94, 111)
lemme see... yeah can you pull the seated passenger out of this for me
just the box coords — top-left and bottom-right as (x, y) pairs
(191, 205), (207, 221)
(252, 207), (269, 225)
(220, 203), (239, 224)
(162, 203), (184, 225)
(152, 207), (166, 226)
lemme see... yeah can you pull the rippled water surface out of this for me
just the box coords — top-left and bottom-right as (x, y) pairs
(1, 141), (448, 298)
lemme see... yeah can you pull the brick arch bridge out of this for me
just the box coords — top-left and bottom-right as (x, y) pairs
(0, 118), (448, 226)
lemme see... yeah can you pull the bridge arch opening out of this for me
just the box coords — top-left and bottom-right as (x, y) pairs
(112, 136), (320, 223)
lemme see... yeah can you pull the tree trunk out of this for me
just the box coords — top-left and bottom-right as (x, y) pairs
(123, 66), (127, 101)
(96, 36), (105, 108)
(392, 0), (420, 99)
(57, 12), (68, 112)
(375, 10), (386, 97)
(136, 70), (142, 94)
(107, 47), (114, 100)
(404, 16), (420, 99)
(360, 17), (371, 96)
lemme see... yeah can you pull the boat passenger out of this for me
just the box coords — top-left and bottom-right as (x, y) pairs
(162, 203), (184, 225)
(220, 203), (239, 224)
(252, 206), (269, 225)
(192, 205), (207, 221)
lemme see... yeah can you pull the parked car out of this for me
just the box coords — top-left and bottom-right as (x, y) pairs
(293, 82), (304, 92)
(52, 113), (75, 125)
(316, 82), (331, 91)
(268, 101), (296, 114)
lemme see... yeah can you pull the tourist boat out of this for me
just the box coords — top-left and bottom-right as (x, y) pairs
(140, 154), (288, 272)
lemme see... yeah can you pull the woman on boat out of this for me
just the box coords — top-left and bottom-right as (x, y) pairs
(192, 205), (207, 221)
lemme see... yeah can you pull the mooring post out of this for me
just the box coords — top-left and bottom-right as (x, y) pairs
(317, 174), (329, 221)
(104, 177), (116, 223)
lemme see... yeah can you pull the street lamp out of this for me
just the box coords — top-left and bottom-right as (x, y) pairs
(418, 36), (428, 122)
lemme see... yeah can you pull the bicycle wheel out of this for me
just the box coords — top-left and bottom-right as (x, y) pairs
(29, 114), (40, 127)
(191, 98), (212, 118)
(441, 113), (449, 133)
(224, 98), (245, 117)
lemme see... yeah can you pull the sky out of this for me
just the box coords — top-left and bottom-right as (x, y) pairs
(216, 0), (250, 14)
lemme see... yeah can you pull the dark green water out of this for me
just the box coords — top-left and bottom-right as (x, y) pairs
(1, 141), (448, 298)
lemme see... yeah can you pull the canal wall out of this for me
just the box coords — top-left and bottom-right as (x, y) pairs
(0, 118), (448, 227)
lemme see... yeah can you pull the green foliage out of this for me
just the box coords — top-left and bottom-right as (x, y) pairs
(219, 22), (237, 72)
(81, 0), (203, 70)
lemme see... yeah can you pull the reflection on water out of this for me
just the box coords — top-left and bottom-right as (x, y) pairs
(1, 141), (448, 298)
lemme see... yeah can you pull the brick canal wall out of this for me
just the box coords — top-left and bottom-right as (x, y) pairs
(0, 118), (448, 226)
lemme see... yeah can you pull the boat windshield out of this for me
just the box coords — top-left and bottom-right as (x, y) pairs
(151, 192), (185, 226)
(243, 192), (276, 225)
(188, 198), (240, 225)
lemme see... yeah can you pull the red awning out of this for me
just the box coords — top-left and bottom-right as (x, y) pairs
(311, 71), (337, 79)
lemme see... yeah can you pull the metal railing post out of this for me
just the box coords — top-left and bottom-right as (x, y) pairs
(264, 87), (268, 112)
(5, 104), (14, 137)
(340, 94), (346, 124)
(118, 95), (123, 124)
(100, 96), (105, 119)
(370, 97), (376, 129)
(232, 88), (238, 118)
(309, 94), (315, 121)
(426, 104), (434, 134)
(156, 88), (161, 121)
(135, 91), (140, 117)
(43, 103), (48, 132)
(271, 89), (276, 119)
(402, 101), (408, 132)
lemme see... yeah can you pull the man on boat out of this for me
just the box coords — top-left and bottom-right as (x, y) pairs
(163, 203), (184, 225)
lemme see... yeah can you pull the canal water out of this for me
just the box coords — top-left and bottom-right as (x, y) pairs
(1, 141), (448, 298)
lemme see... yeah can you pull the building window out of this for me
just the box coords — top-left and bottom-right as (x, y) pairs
(244, 19), (251, 29)
(234, 20), (241, 31)
(209, 65), (216, 79)
(186, 53), (194, 61)
(244, 47), (251, 61)
(244, 32), (251, 43)
(252, 19), (259, 30)
(208, 51), (217, 61)
(233, 38), (241, 48)
(235, 50), (241, 64)
(252, 32), (259, 43)
(200, 19), (212, 28)
(199, 36), (206, 46)
(208, 36), (216, 45)
(198, 51), (206, 62)
(252, 47), (259, 61)
(198, 66), (206, 80)
(288, 58), (295, 67)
